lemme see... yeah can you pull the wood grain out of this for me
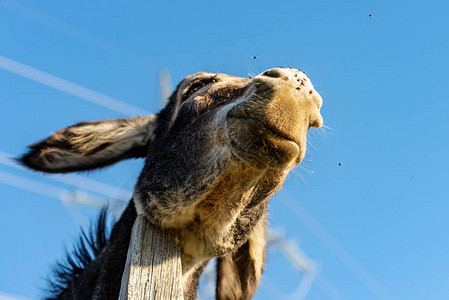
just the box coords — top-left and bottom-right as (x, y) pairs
(119, 215), (183, 300)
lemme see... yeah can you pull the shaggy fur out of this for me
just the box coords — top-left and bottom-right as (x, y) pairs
(21, 67), (323, 299)
(46, 209), (108, 299)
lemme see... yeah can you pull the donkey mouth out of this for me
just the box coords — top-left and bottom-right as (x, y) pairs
(228, 116), (299, 147)
(225, 115), (301, 168)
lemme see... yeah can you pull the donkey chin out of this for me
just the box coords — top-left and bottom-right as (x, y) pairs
(21, 67), (323, 300)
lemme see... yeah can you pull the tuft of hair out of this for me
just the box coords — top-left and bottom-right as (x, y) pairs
(45, 209), (110, 300)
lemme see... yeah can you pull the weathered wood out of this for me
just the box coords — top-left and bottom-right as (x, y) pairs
(119, 215), (183, 300)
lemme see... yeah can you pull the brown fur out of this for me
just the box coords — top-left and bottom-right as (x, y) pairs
(21, 68), (323, 299)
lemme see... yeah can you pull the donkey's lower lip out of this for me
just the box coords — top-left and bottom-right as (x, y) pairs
(226, 116), (301, 168)
(227, 116), (299, 146)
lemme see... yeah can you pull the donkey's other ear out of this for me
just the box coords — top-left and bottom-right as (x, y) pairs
(20, 116), (156, 173)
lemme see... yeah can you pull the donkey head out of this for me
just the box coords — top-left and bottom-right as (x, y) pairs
(21, 67), (323, 297)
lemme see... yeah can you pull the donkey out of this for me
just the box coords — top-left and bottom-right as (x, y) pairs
(21, 67), (323, 299)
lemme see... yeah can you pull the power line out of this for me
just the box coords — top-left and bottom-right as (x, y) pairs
(266, 229), (317, 300)
(0, 151), (132, 201)
(0, 169), (65, 200)
(0, 169), (110, 207)
(0, 55), (149, 116)
(267, 229), (316, 273)
(281, 192), (395, 300)
(0, 168), (126, 223)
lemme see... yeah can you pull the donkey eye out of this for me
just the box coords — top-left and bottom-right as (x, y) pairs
(181, 77), (217, 103)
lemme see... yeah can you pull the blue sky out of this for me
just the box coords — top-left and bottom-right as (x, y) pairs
(1, 0), (449, 299)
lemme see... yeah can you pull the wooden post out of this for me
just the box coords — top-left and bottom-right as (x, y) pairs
(119, 215), (183, 300)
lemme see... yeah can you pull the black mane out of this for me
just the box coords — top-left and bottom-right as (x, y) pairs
(45, 209), (109, 300)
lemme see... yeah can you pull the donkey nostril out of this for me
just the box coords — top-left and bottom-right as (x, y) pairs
(261, 69), (282, 78)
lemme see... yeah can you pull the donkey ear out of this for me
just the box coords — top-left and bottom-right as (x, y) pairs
(20, 116), (156, 173)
